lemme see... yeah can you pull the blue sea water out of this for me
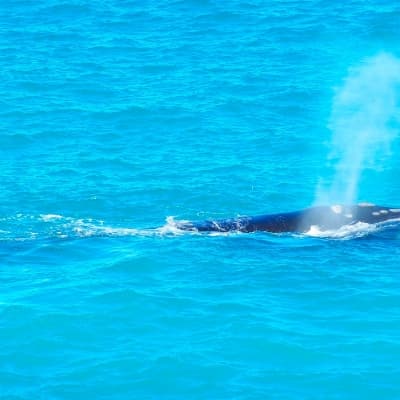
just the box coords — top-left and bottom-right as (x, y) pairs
(1, 0), (400, 398)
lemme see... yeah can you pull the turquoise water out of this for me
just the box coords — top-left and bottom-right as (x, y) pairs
(1, 1), (400, 398)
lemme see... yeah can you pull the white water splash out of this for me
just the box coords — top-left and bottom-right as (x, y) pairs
(305, 221), (375, 239)
(0, 213), (198, 241)
(315, 52), (400, 205)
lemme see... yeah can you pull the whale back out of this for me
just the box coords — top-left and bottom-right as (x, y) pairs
(175, 204), (400, 233)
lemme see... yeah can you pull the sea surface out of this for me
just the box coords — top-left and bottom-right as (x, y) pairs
(1, 1), (400, 399)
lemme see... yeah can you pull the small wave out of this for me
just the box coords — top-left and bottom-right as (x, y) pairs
(40, 214), (63, 222)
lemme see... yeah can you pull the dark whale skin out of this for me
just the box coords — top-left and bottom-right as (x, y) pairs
(175, 204), (400, 233)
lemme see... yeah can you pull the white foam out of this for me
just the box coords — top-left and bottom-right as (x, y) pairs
(156, 216), (188, 235)
(161, 217), (245, 237)
(305, 221), (376, 239)
(40, 214), (63, 221)
(70, 219), (157, 238)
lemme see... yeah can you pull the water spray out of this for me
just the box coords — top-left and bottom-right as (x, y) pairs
(315, 52), (400, 205)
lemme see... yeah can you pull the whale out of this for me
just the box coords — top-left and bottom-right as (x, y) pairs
(174, 204), (400, 233)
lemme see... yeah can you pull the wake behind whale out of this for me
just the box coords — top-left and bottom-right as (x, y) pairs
(172, 204), (400, 234)
(3, 204), (399, 243)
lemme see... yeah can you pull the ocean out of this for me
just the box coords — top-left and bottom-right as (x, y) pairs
(1, 0), (400, 398)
